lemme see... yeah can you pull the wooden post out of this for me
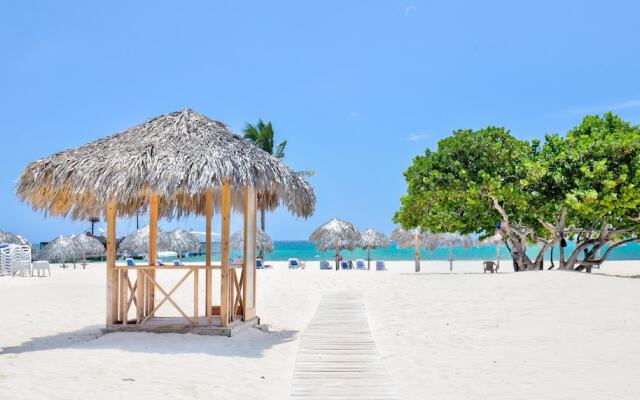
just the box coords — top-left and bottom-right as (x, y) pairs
(193, 266), (199, 324)
(205, 190), (213, 323)
(243, 186), (257, 320)
(414, 232), (420, 273)
(220, 179), (231, 326)
(146, 193), (158, 317)
(106, 200), (117, 325)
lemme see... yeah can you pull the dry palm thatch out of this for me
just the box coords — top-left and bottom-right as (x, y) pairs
(17, 109), (315, 220)
(70, 233), (105, 257)
(119, 226), (171, 255)
(437, 232), (475, 271)
(389, 226), (423, 249)
(37, 235), (80, 265)
(309, 219), (361, 270)
(168, 228), (201, 256)
(360, 228), (390, 269)
(230, 228), (274, 254)
(0, 230), (32, 248)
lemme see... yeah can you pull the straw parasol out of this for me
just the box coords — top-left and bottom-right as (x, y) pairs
(0, 230), (32, 248)
(168, 228), (201, 257)
(16, 109), (315, 221)
(438, 232), (475, 271)
(479, 233), (504, 267)
(69, 233), (105, 267)
(390, 226), (432, 272)
(230, 228), (274, 254)
(37, 235), (80, 267)
(119, 226), (171, 256)
(309, 218), (362, 271)
(360, 228), (390, 270)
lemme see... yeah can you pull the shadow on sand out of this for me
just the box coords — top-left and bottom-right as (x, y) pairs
(0, 325), (298, 358)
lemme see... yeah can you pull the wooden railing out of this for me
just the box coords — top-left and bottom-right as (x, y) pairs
(113, 264), (244, 326)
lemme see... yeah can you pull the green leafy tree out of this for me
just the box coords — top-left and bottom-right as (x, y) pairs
(537, 113), (640, 271)
(394, 127), (552, 271)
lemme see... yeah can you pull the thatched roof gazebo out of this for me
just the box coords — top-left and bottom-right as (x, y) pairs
(17, 109), (315, 335)
(309, 218), (362, 270)
(230, 228), (273, 254)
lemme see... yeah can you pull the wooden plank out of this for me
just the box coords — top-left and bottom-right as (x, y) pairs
(147, 193), (158, 315)
(193, 266), (199, 324)
(242, 185), (257, 320)
(106, 200), (117, 325)
(205, 190), (212, 323)
(290, 292), (399, 400)
(220, 178), (231, 327)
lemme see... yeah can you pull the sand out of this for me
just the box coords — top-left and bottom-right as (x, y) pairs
(1, 260), (639, 399)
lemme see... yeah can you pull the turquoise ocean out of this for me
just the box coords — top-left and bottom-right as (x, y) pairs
(181, 240), (640, 262)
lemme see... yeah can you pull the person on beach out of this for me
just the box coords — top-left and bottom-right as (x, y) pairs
(348, 260), (354, 269)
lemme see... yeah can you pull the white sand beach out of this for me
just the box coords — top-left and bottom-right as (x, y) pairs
(1, 260), (639, 399)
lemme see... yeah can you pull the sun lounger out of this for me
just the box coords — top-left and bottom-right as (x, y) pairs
(375, 260), (386, 271)
(126, 258), (137, 266)
(355, 259), (366, 270)
(288, 258), (305, 269)
(173, 260), (183, 266)
(256, 259), (264, 269)
(319, 260), (332, 270)
(340, 260), (350, 270)
(483, 260), (498, 273)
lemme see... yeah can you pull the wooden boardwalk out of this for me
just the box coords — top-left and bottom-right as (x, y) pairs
(290, 292), (400, 399)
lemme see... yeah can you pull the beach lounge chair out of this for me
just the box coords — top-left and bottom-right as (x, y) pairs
(340, 260), (350, 270)
(375, 260), (386, 271)
(319, 260), (332, 270)
(256, 259), (264, 269)
(173, 260), (183, 266)
(288, 258), (305, 269)
(355, 259), (366, 270)
(483, 261), (498, 273)
(126, 258), (137, 266)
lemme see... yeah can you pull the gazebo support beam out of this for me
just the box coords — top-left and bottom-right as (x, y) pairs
(243, 186), (257, 320)
(205, 190), (213, 323)
(144, 193), (159, 319)
(220, 179), (231, 327)
(106, 200), (117, 325)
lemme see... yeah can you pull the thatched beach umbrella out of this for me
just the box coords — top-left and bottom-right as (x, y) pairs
(37, 235), (80, 267)
(230, 228), (274, 254)
(69, 233), (105, 267)
(390, 226), (430, 272)
(309, 218), (362, 271)
(438, 232), (475, 271)
(360, 228), (390, 270)
(479, 233), (503, 268)
(169, 228), (201, 257)
(119, 226), (171, 256)
(0, 230), (31, 247)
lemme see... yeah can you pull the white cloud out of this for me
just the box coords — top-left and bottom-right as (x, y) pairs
(405, 5), (416, 16)
(407, 133), (430, 141)
(559, 98), (640, 116)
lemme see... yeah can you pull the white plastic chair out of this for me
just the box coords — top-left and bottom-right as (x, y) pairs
(32, 260), (51, 277)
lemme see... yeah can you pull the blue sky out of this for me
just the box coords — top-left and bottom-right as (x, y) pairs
(2, 1), (640, 243)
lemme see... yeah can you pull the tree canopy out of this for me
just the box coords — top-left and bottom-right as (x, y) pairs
(395, 113), (639, 272)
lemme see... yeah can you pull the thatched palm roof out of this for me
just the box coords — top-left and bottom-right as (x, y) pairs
(309, 218), (362, 251)
(360, 228), (390, 250)
(390, 227), (423, 249)
(438, 233), (475, 249)
(230, 228), (274, 253)
(37, 236), (80, 263)
(70, 233), (105, 257)
(17, 109), (315, 220)
(168, 228), (201, 254)
(119, 226), (172, 255)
